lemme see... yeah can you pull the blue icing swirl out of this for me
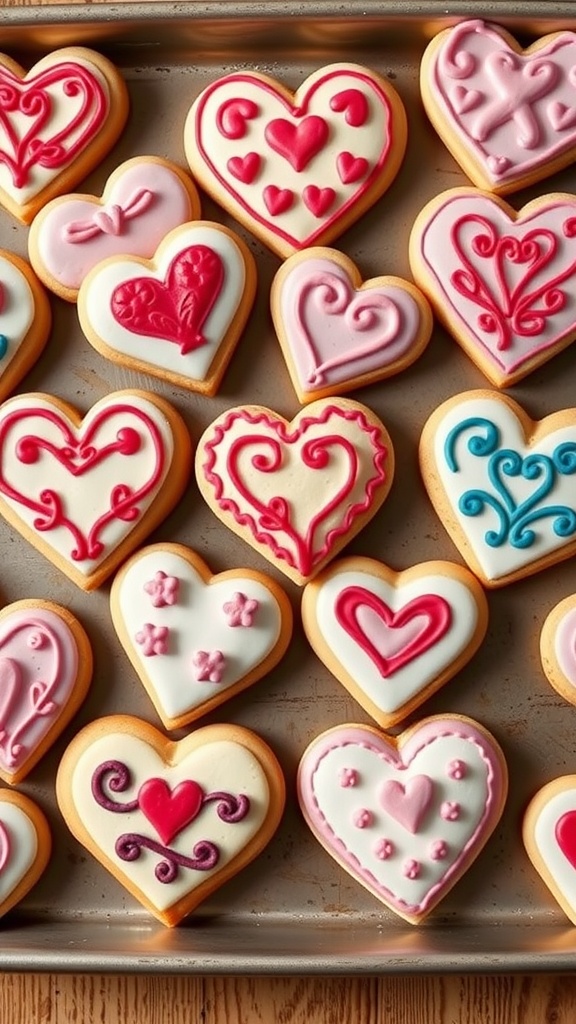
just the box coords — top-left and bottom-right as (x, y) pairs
(0, 336), (7, 360)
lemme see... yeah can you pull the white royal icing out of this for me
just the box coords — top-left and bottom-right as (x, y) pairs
(0, 800), (38, 903)
(532, 786), (576, 912)
(0, 256), (35, 379)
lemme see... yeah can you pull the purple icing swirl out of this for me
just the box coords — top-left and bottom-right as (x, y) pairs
(203, 791), (250, 822)
(114, 834), (219, 882)
(91, 759), (139, 812)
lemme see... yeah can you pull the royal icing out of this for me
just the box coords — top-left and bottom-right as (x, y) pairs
(551, 604), (576, 690)
(421, 392), (576, 584)
(31, 159), (199, 294)
(297, 718), (507, 920)
(425, 21), (576, 190)
(185, 63), (406, 254)
(0, 255), (37, 384)
(412, 189), (576, 384)
(197, 400), (393, 584)
(303, 559), (485, 725)
(524, 778), (576, 923)
(0, 798), (38, 905)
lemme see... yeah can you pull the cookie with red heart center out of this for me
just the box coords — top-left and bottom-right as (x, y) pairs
(0, 47), (129, 224)
(0, 251), (51, 403)
(0, 790), (51, 919)
(56, 716), (286, 927)
(195, 398), (394, 586)
(523, 776), (576, 925)
(184, 63), (407, 258)
(0, 389), (192, 590)
(297, 716), (508, 923)
(301, 557), (488, 728)
(77, 221), (256, 396)
(421, 20), (576, 195)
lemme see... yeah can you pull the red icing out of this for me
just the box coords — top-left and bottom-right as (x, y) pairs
(556, 810), (576, 869)
(302, 185), (335, 218)
(110, 244), (224, 355)
(337, 151), (369, 184)
(138, 777), (204, 846)
(264, 115), (329, 172)
(334, 587), (452, 677)
(0, 61), (107, 189)
(216, 98), (259, 140)
(263, 185), (294, 216)
(329, 88), (369, 127)
(227, 152), (261, 184)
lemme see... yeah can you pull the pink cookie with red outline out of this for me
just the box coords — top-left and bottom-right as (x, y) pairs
(301, 557), (488, 728)
(195, 398), (395, 586)
(28, 156), (201, 302)
(297, 716), (508, 923)
(184, 63), (407, 258)
(0, 790), (51, 920)
(0, 47), (129, 224)
(271, 247), (433, 403)
(410, 187), (576, 387)
(421, 20), (576, 195)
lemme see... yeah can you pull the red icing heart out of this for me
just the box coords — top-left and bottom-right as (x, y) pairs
(303, 185), (335, 218)
(227, 153), (261, 184)
(336, 152), (369, 185)
(334, 587), (452, 677)
(556, 810), (576, 869)
(111, 244), (224, 355)
(217, 98), (259, 140)
(264, 116), (329, 172)
(0, 62), (107, 189)
(329, 88), (368, 127)
(263, 185), (294, 216)
(138, 777), (205, 845)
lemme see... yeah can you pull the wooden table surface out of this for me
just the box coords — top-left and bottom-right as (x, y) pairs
(2, 0), (576, 1019)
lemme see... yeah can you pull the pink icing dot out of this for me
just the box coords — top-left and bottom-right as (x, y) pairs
(27, 631), (45, 649)
(374, 838), (394, 860)
(440, 801), (460, 822)
(339, 767), (358, 788)
(192, 650), (225, 683)
(447, 759), (467, 781)
(135, 623), (169, 657)
(352, 808), (373, 829)
(429, 839), (448, 861)
(144, 570), (179, 608)
(403, 858), (421, 880)
(223, 591), (259, 627)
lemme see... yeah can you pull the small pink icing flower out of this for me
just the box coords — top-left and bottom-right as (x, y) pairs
(339, 768), (358, 788)
(352, 808), (374, 829)
(429, 840), (448, 861)
(447, 759), (467, 781)
(144, 570), (179, 608)
(223, 592), (259, 627)
(374, 838), (394, 860)
(135, 623), (169, 657)
(440, 801), (461, 822)
(403, 859), (421, 880)
(192, 650), (225, 683)
(27, 631), (45, 649)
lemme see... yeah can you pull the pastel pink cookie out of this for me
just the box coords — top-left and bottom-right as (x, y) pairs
(297, 717), (508, 923)
(540, 595), (576, 705)
(0, 791), (51, 919)
(421, 21), (576, 195)
(271, 247), (432, 403)
(184, 63), (407, 258)
(410, 188), (576, 387)
(28, 157), (200, 301)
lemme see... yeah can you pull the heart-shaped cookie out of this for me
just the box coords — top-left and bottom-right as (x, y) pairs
(0, 47), (128, 224)
(421, 21), (576, 194)
(298, 716), (508, 923)
(0, 599), (92, 784)
(0, 390), (192, 590)
(110, 543), (293, 729)
(29, 156), (200, 302)
(195, 398), (394, 586)
(56, 716), (285, 927)
(0, 790), (51, 919)
(271, 247), (432, 403)
(78, 221), (256, 396)
(410, 188), (576, 387)
(184, 63), (407, 258)
(420, 390), (576, 588)
(540, 595), (576, 706)
(0, 251), (51, 403)
(302, 557), (488, 727)
(523, 776), (576, 925)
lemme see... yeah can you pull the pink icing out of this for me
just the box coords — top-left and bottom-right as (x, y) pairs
(0, 608), (78, 773)
(144, 570), (179, 608)
(279, 257), (422, 391)
(265, 116), (329, 172)
(430, 839), (448, 861)
(374, 837), (394, 860)
(135, 624), (169, 657)
(447, 759), (467, 780)
(402, 858), (421, 880)
(339, 767), (358, 788)
(35, 161), (195, 291)
(192, 650), (225, 683)
(222, 592), (259, 627)
(353, 808), (373, 829)
(379, 775), (434, 834)
(0, 821), (9, 872)
(329, 89), (368, 127)
(440, 801), (461, 822)
(554, 606), (576, 687)
(430, 20), (576, 186)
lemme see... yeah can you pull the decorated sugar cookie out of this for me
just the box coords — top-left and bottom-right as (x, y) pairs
(184, 63), (407, 258)
(110, 544), (293, 730)
(0, 599), (92, 784)
(78, 221), (256, 396)
(419, 390), (576, 588)
(540, 595), (576, 706)
(0, 790), (51, 919)
(523, 776), (576, 925)
(0, 251), (51, 403)
(410, 188), (576, 388)
(301, 557), (488, 728)
(0, 47), (129, 224)
(56, 716), (286, 927)
(28, 156), (201, 302)
(421, 20), (576, 195)
(271, 247), (433, 403)
(0, 390), (192, 590)
(195, 398), (395, 586)
(297, 716), (508, 923)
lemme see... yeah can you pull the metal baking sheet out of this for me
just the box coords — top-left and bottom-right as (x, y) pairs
(2, 0), (576, 973)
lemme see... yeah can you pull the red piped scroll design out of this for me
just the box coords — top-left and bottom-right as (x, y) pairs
(334, 587), (452, 677)
(450, 213), (576, 351)
(0, 403), (165, 563)
(0, 62), (107, 190)
(110, 245), (224, 355)
(202, 406), (388, 577)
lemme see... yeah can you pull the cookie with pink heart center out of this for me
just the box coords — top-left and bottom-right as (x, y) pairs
(297, 716), (508, 923)
(0, 791), (51, 920)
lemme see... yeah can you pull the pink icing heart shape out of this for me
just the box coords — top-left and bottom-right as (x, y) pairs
(263, 185), (294, 216)
(451, 85), (483, 115)
(336, 151), (368, 184)
(302, 185), (335, 217)
(264, 116), (329, 172)
(227, 152), (261, 184)
(379, 775), (434, 833)
(555, 810), (576, 870)
(548, 101), (576, 132)
(138, 777), (205, 845)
